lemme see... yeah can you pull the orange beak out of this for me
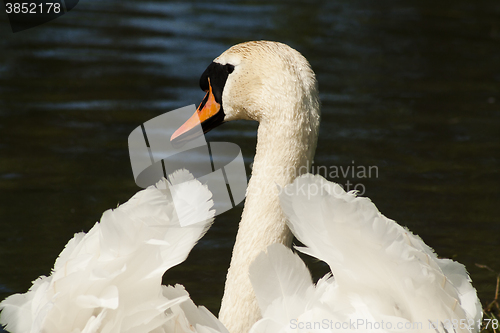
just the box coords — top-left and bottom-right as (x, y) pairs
(171, 78), (222, 142)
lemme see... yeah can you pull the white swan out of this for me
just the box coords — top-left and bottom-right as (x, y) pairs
(0, 41), (482, 333)
(171, 41), (482, 333)
(173, 41), (320, 333)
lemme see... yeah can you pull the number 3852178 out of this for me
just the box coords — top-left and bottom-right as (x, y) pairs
(5, 2), (62, 14)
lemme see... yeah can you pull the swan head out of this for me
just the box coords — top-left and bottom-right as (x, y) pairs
(171, 41), (320, 141)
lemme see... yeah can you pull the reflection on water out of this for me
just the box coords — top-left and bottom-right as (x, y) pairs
(0, 0), (499, 324)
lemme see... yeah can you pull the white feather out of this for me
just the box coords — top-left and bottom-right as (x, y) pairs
(248, 174), (482, 333)
(249, 243), (313, 322)
(0, 169), (226, 333)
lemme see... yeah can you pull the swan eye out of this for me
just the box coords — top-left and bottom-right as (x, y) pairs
(225, 64), (235, 74)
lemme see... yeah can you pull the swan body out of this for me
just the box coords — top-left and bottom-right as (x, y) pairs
(249, 174), (482, 333)
(172, 41), (481, 332)
(0, 41), (482, 333)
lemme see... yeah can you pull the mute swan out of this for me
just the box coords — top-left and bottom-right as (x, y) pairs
(171, 41), (482, 333)
(0, 41), (482, 333)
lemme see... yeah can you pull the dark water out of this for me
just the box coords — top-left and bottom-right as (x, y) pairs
(0, 0), (499, 325)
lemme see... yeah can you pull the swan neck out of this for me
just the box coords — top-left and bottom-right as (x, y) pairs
(219, 101), (319, 333)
